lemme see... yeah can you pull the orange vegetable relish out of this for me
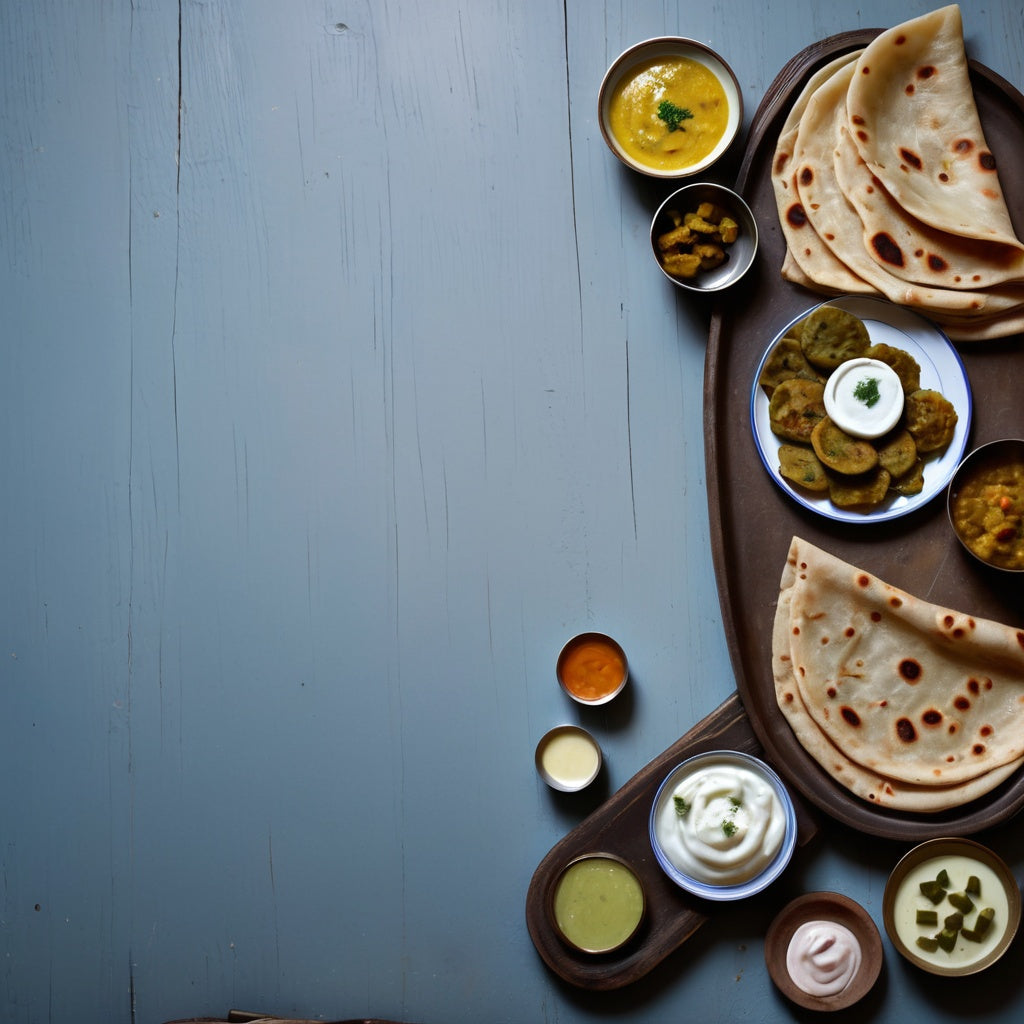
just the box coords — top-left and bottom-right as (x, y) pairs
(559, 635), (627, 702)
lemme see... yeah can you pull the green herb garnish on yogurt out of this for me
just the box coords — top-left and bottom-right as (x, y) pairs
(673, 795), (691, 817)
(657, 100), (694, 132)
(853, 376), (881, 408)
(721, 819), (738, 838)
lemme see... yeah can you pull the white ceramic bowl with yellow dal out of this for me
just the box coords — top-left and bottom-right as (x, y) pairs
(599, 37), (742, 178)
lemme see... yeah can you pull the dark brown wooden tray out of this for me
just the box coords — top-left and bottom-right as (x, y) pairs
(705, 31), (1024, 841)
(525, 692), (819, 990)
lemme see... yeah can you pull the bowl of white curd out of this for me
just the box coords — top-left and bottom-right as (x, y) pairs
(649, 749), (797, 900)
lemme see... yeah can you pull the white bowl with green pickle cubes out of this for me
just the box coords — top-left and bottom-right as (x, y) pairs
(883, 837), (1021, 976)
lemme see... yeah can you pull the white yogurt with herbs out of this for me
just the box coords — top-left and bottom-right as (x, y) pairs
(653, 758), (787, 885)
(823, 357), (904, 439)
(786, 920), (862, 996)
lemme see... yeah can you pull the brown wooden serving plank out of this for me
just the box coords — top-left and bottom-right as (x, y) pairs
(525, 692), (819, 990)
(705, 31), (1024, 841)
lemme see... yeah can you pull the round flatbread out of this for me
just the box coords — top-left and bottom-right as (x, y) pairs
(771, 52), (877, 295)
(846, 4), (1024, 251)
(772, 537), (1024, 812)
(793, 60), (1024, 316)
(833, 124), (1024, 290)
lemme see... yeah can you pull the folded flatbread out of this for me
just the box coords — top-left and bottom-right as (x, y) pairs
(772, 5), (1024, 340)
(834, 123), (1024, 290)
(773, 537), (1024, 812)
(791, 59), (1024, 316)
(847, 4), (1024, 251)
(772, 51), (876, 295)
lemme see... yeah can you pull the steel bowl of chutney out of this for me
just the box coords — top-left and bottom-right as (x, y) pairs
(548, 852), (646, 955)
(598, 37), (742, 179)
(556, 631), (628, 706)
(947, 438), (1024, 573)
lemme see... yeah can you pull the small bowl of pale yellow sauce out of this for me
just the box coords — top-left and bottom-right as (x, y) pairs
(549, 853), (646, 955)
(535, 724), (602, 793)
(883, 837), (1021, 976)
(599, 37), (742, 178)
(649, 750), (797, 900)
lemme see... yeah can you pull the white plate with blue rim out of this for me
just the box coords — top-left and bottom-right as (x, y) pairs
(750, 295), (972, 524)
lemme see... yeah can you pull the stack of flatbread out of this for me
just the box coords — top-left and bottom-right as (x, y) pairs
(772, 5), (1024, 341)
(772, 537), (1024, 812)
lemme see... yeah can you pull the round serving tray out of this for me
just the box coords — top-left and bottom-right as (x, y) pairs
(704, 30), (1024, 840)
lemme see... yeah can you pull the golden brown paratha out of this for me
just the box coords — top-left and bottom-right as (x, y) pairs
(773, 537), (1024, 812)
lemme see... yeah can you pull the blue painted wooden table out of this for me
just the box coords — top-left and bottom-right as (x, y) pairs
(3, 2), (1023, 1021)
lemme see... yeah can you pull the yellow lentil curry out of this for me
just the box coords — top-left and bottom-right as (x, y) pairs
(951, 458), (1024, 570)
(608, 56), (729, 172)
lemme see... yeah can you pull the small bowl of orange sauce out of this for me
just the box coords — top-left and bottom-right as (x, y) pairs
(556, 632), (629, 705)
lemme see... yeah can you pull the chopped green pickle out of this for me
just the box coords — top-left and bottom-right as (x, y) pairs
(948, 891), (975, 914)
(911, 870), (997, 956)
(974, 907), (995, 937)
(919, 879), (947, 904)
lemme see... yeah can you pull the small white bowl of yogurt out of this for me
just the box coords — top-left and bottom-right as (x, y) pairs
(649, 749), (797, 900)
(823, 356), (905, 439)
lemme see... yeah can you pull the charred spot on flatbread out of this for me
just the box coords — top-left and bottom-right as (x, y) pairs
(904, 388), (958, 452)
(769, 377), (827, 443)
(871, 232), (905, 267)
(811, 417), (880, 475)
(865, 342), (921, 392)
(800, 305), (871, 370)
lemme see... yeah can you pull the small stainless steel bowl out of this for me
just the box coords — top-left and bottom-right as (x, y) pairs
(548, 852), (646, 955)
(598, 36), (742, 179)
(556, 632), (629, 706)
(650, 182), (758, 292)
(947, 438), (1024, 573)
(883, 837), (1021, 977)
(535, 724), (602, 793)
